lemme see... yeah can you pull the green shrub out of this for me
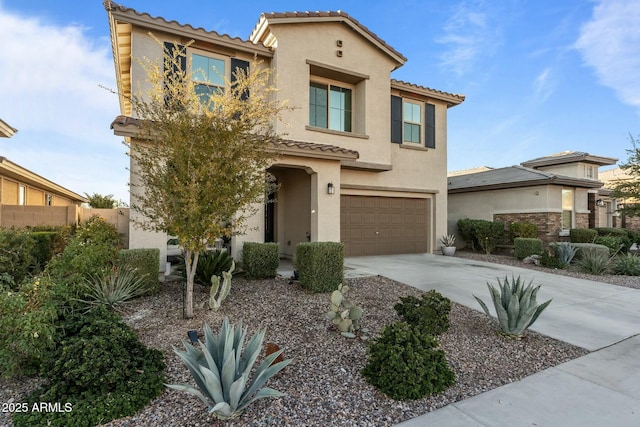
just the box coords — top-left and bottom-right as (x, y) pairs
(575, 248), (611, 275)
(572, 243), (610, 260)
(594, 235), (626, 254)
(473, 220), (504, 254)
(0, 229), (35, 288)
(457, 218), (476, 250)
(29, 231), (60, 272)
(295, 242), (344, 293)
(508, 221), (538, 242)
(514, 238), (543, 260)
(14, 307), (165, 427)
(46, 216), (121, 287)
(570, 228), (598, 243)
(0, 276), (58, 377)
(627, 229), (640, 245)
(612, 254), (640, 276)
(118, 248), (160, 294)
(595, 227), (629, 238)
(539, 251), (566, 269)
(361, 322), (455, 400)
(393, 291), (451, 335)
(242, 242), (279, 279)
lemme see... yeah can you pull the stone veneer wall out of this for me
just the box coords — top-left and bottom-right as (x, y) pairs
(575, 213), (589, 229)
(493, 212), (564, 244)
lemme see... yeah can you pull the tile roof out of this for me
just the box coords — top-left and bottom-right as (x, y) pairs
(448, 165), (604, 193)
(392, 79), (466, 106)
(521, 151), (617, 167)
(103, 1), (272, 55)
(109, 116), (358, 159)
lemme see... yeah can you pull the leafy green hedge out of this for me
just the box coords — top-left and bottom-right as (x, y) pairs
(456, 219), (504, 254)
(570, 228), (598, 243)
(242, 242), (279, 279)
(0, 229), (35, 289)
(572, 243), (610, 259)
(508, 222), (538, 242)
(295, 242), (344, 293)
(514, 238), (543, 260)
(118, 248), (160, 294)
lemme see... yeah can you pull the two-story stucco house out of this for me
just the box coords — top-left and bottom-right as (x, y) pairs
(105, 2), (465, 264)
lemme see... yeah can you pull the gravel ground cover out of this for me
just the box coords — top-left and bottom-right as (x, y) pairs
(1, 252), (598, 427)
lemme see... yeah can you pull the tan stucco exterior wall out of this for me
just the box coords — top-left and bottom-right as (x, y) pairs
(449, 185), (593, 245)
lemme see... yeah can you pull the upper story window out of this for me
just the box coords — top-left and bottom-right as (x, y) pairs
(191, 52), (226, 102)
(403, 101), (422, 144)
(391, 95), (435, 148)
(584, 165), (595, 179)
(309, 81), (352, 132)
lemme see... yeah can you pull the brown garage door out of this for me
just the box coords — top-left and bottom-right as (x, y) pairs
(341, 195), (429, 256)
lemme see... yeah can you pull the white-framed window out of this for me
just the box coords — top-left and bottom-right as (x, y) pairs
(403, 101), (422, 144)
(391, 96), (435, 148)
(191, 50), (227, 102)
(309, 79), (352, 132)
(584, 165), (595, 179)
(18, 185), (26, 205)
(562, 188), (574, 229)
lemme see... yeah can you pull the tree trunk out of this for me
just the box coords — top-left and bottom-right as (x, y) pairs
(183, 249), (199, 319)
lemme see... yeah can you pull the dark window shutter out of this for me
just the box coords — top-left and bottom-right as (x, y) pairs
(163, 42), (186, 106)
(231, 58), (250, 100)
(425, 103), (435, 148)
(391, 95), (402, 143)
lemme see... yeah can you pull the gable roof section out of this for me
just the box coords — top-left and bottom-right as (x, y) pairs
(0, 119), (17, 138)
(392, 79), (465, 107)
(0, 157), (87, 203)
(521, 151), (618, 168)
(110, 115), (358, 162)
(250, 11), (407, 69)
(448, 165), (604, 194)
(104, 1), (273, 116)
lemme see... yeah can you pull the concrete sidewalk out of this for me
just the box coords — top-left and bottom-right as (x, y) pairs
(343, 254), (640, 427)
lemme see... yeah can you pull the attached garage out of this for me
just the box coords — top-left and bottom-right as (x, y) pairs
(340, 195), (430, 256)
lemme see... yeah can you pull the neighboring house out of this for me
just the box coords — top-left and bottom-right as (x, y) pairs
(0, 157), (87, 228)
(448, 151), (617, 244)
(599, 167), (640, 229)
(105, 2), (465, 262)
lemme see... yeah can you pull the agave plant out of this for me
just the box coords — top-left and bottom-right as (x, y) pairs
(167, 317), (291, 420)
(81, 266), (147, 311)
(550, 242), (578, 266)
(473, 276), (552, 338)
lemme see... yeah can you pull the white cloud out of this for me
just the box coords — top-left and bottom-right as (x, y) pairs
(533, 67), (555, 105)
(575, 0), (640, 110)
(437, 0), (503, 76)
(0, 5), (128, 201)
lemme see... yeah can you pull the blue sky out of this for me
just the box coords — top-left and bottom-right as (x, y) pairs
(0, 0), (638, 203)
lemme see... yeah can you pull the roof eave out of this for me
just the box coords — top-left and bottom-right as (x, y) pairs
(448, 177), (604, 193)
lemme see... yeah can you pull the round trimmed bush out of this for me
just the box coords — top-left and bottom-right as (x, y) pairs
(393, 290), (451, 335)
(362, 322), (455, 400)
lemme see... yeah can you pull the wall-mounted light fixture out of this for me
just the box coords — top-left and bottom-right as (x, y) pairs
(327, 182), (335, 194)
(596, 199), (606, 207)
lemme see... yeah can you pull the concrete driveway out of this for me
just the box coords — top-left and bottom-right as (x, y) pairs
(344, 253), (640, 426)
(345, 253), (640, 351)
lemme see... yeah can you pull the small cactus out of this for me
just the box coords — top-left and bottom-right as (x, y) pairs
(209, 261), (235, 311)
(326, 283), (364, 338)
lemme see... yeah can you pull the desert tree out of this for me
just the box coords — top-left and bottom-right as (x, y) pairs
(84, 193), (117, 209)
(124, 38), (290, 318)
(611, 133), (640, 218)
